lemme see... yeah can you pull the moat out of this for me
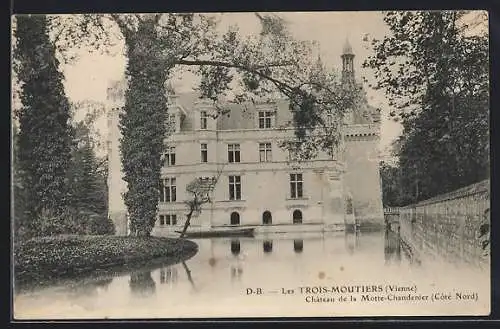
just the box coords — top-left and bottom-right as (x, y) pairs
(13, 230), (489, 319)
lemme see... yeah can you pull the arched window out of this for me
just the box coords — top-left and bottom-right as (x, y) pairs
(231, 240), (241, 255)
(230, 212), (240, 225)
(293, 239), (303, 253)
(263, 240), (273, 253)
(293, 209), (303, 224)
(262, 211), (272, 225)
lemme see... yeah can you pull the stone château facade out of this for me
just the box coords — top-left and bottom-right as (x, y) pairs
(107, 40), (384, 236)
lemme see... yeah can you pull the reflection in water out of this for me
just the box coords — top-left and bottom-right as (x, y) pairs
(293, 239), (303, 253)
(14, 231), (490, 319)
(160, 267), (178, 285)
(384, 228), (402, 265)
(231, 266), (243, 281)
(69, 277), (114, 299)
(263, 240), (273, 253)
(181, 261), (197, 291)
(344, 231), (358, 254)
(231, 240), (241, 255)
(129, 271), (156, 297)
(93, 278), (114, 290)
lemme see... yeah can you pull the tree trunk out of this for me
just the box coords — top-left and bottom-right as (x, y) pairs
(181, 261), (196, 290)
(180, 209), (194, 239)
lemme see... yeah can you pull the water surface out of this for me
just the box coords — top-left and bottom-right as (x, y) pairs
(14, 230), (490, 319)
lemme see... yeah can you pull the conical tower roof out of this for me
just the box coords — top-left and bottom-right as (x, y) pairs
(342, 38), (354, 56)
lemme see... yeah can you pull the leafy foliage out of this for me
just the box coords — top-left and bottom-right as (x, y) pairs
(104, 13), (359, 236)
(47, 14), (116, 64)
(67, 103), (112, 235)
(118, 16), (172, 236)
(379, 160), (419, 206)
(13, 13), (360, 237)
(12, 15), (112, 238)
(35, 208), (80, 236)
(68, 127), (106, 214)
(182, 13), (358, 159)
(14, 235), (197, 284)
(12, 125), (27, 239)
(478, 208), (490, 257)
(380, 161), (404, 207)
(364, 11), (489, 201)
(88, 215), (115, 235)
(13, 15), (73, 236)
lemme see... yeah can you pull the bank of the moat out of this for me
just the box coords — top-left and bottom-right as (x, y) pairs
(14, 235), (198, 289)
(13, 231), (490, 319)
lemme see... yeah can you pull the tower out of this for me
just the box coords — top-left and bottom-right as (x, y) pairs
(340, 38), (385, 230)
(106, 80), (129, 235)
(341, 38), (355, 87)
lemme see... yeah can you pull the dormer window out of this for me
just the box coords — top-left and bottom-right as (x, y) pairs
(195, 100), (216, 130)
(258, 111), (273, 129)
(200, 111), (208, 130)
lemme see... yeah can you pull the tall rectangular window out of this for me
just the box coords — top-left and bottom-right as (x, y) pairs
(166, 214), (177, 225)
(201, 143), (208, 163)
(290, 173), (303, 199)
(258, 111), (273, 129)
(163, 146), (176, 166)
(160, 178), (176, 202)
(229, 175), (241, 200)
(200, 111), (208, 130)
(159, 214), (177, 226)
(259, 143), (272, 162)
(228, 144), (241, 163)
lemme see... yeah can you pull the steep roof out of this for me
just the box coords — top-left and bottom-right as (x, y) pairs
(342, 38), (354, 56)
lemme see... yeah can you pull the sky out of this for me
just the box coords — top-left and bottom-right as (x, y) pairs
(60, 12), (402, 157)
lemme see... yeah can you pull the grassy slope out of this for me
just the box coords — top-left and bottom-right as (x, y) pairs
(14, 235), (198, 285)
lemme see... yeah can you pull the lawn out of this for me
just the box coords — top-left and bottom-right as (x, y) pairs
(14, 235), (198, 286)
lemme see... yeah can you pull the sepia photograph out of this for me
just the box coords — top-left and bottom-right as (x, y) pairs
(11, 11), (490, 319)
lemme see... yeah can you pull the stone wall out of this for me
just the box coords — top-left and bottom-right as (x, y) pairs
(399, 179), (490, 266)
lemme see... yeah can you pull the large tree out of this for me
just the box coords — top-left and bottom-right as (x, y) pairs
(13, 15), (73, 236)
(117, 17), (173, 236)
(17, 13), (358, 236)
(364, 11), (489, 201)
(66, 112), (111, 234)
(106, 13), (356, 236)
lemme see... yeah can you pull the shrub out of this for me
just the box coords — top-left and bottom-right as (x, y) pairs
(36, 208), (69, 236)
(88, 214), (115, 235)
